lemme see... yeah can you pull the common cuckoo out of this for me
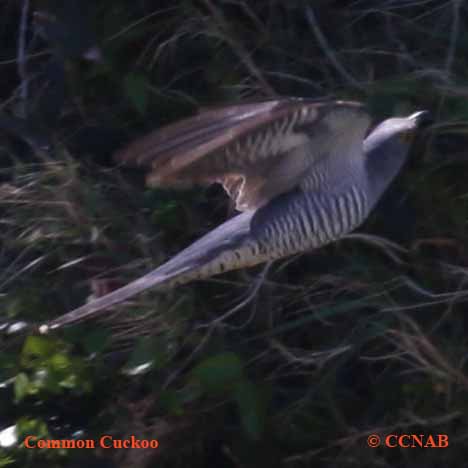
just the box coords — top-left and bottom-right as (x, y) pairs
(43, 98), (429, 331)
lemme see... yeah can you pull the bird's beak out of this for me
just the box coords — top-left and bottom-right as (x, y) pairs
(409, 110), (433, 127)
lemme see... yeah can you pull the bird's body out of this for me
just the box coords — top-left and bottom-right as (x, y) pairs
(42, 99), (428, 331)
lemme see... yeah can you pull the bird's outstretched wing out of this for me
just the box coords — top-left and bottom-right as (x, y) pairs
(115, 98), (370, 210)
(41, 99), (371, 331)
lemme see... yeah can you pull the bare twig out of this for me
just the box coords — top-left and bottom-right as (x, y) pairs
(444, 0), (461, 76)
(196, 260), (273, 329)
(201, 0), (276, 96)
(305, 6), (364, 91)
(343, 233), (407, 264)
(106, 6), (180, 42)
(17, 0), (30, 117)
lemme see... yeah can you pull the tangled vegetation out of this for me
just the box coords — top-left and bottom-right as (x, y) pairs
(1, 1), (468, 466)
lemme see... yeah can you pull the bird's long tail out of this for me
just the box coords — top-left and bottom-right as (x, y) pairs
(41, 211), (258, 331)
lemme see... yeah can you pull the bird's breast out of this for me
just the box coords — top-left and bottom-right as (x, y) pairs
(253, 184), (370, 257)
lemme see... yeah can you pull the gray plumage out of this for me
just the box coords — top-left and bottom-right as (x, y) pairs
(42, 99), (428, 331)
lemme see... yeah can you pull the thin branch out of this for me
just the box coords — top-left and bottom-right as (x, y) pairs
(201, 0), (276, 96)
(196, 260), (273, 329)
(17, 0), (30, 117)
(444, 0), (461, 76)
(305, 6), (364, 91)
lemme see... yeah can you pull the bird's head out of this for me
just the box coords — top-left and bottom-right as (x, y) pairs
(363, 110), (432, 199)
(365, 110), (432, 149)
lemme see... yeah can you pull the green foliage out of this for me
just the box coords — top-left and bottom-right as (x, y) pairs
(233, 379), (266, 441)
(16, 417), (50, 445)
(0, 456), (15, 467)
(190, 353), (266, 440)
(15, 336), (92, 402)
(123, 336), (168, 375)
(190, 352), (244, 393)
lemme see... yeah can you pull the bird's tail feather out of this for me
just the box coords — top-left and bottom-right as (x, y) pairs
(41, 211), (255, 331)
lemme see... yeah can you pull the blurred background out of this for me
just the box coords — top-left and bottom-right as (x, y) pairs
(1, 1), (468, 466)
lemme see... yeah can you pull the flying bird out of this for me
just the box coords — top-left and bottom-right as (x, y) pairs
(42, 98), (429, 331)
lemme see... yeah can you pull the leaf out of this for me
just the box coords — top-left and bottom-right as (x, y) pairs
(124, 73), (149, 115)
(16, 417), (50, 443)
(191, 352), (244, 394)
(21, 336), (55, 366)
(233, 379), (265, 441)
(14, 373), (30, 402)
(49, 352), (72, 372)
